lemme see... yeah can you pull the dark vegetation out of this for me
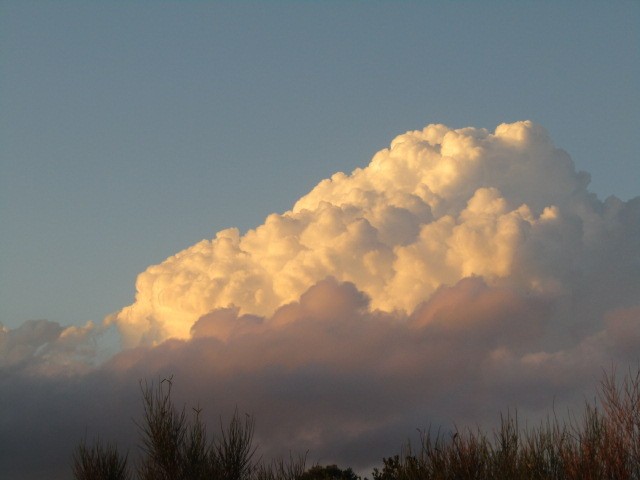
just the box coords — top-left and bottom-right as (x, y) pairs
(73, 368), (640, 479)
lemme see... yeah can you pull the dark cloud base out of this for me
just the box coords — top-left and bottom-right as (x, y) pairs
(2, 277), (639, 478)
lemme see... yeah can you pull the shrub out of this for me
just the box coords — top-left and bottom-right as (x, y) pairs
(369, 367), (640, 479)
(300, 464), (360, 480)
(72, 439), (130, 480)
(74, 367), (640, 480)
(73, 376), (288, 480)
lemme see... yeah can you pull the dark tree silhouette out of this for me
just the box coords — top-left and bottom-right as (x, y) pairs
(301, 464), (360, 480)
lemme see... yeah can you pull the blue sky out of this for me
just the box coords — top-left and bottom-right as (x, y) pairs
(1, 1), (638, 330)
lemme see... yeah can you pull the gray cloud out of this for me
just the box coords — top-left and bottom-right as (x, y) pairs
(3, 277), (639, 477)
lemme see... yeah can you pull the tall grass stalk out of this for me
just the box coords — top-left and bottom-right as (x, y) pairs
(373, 368), (640, 479)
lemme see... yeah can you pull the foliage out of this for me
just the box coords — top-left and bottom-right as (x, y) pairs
(369, 367), (640, 479)
(73, 376), (290, 480)
(255, 453), (308, 480)
(301, 464), (361, 480)
(72, 439), (130, 480)
(74, 367), (640, 480)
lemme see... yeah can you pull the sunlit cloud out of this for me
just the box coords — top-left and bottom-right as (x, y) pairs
(110, 121), (638, 348)
(1, 121), (638, 476)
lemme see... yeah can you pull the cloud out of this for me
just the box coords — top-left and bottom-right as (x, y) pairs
(1, 121), (639, 478)
(4, 278), (639, 476)
(0, 319), (98, 374)
(110, 120), (638, 347)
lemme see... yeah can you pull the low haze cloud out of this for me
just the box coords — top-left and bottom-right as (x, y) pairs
(1, 121), (639, 478)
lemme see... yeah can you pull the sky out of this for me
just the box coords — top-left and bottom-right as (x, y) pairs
(0, 1), (639, 478)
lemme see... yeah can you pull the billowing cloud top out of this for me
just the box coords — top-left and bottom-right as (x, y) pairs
(111, 121), (638, 347)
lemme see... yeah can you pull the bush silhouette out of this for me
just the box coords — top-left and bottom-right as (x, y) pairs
(371, 367), (640, 480)
(72, 439), (130, 480)
(300, 464), (360, 480)
(74, 368), (640, 479)
(73, 376), (271, 480)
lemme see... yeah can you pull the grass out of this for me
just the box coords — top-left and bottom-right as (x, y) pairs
(73, 367), (640, 479)
(373, 367), (640, 480)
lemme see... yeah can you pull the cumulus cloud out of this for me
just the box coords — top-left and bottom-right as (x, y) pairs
(0, 319), (98, 374)
(110, 120), (638, 347)
(1, 121), (639, 478)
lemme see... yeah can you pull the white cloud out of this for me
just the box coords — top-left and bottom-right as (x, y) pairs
(110, 120), (638, 347)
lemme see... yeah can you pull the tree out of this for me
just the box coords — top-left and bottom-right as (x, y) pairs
(371, 455), (401, 480)
(301, 464), (360, 480)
